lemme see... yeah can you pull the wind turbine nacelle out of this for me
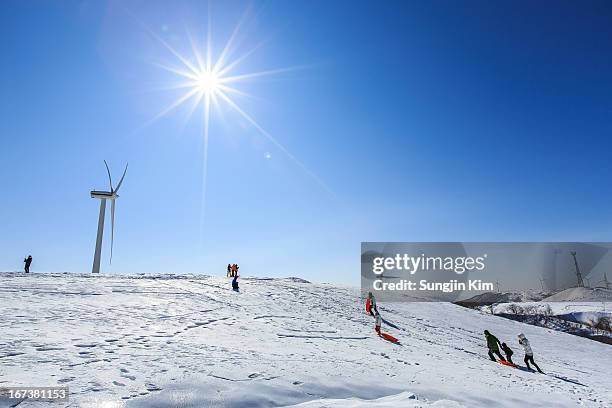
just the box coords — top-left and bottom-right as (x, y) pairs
(91, 191), (117, 199)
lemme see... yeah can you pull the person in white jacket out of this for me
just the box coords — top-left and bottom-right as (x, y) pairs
(518, 333), (543, 373)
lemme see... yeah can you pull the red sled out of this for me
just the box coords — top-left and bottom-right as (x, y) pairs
(380, 332), (400, 344)
(498, 360), (518, 368)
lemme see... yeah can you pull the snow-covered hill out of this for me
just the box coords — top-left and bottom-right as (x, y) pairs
(1, 273), (610, 407)
(542, 287), (612, 302)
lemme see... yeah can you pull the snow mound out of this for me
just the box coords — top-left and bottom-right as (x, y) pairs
(284, 277), (312, 284)
(287, 391), (464, 407)
(542, 287), (612, 302)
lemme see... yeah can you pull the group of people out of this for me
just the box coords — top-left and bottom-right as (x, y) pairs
(484, 330), (543, 373)
(365, 292), (544, 373)
(227, 263), (240, 291)
(227, 263), (239, 277)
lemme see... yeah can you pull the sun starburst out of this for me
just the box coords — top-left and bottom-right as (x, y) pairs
(139, 9), (334, 234)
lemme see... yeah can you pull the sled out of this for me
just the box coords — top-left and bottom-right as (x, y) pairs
(380, 332), (400, 344)
(498, 360), (518, 368)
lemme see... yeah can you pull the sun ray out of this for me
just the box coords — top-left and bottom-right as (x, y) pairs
(213, 6), (252, 74)
(141, 86), (201, 129)
(124, 7), (201, 77)
(151, 82), (200, 92)
(130, 81), (200, 94)
(206, 2), (213, 73)
(178, 90), (205, 133)
(187, 30), (206, 73)
(217, 84), (256, 100)
(152, 62), (199, 81)
(215, 39), (269, 77)
(199, 91), (212, 243)
(144, 27), (200, 77)
(218, 65), (309, 84)
(216, 91), (335, 197)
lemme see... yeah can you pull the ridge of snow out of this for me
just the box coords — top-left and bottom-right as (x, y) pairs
(542, 287), (612, 302)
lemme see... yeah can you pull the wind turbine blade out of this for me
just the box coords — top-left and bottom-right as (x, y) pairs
(114, 163), (129, 193)
(110, 199), (115, 264)
(104, 160), (114, 192)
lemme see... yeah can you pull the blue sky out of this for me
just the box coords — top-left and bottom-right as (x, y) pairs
(1, 0), (611, 284)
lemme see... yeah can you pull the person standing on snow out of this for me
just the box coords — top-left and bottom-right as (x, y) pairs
(484, 330), (506, 362)
(227, 264), (232, 277)
(24, 255), (32, 273)
(232, 274), (239, 291)
(367, 292), (378, 316)
(518, 333), (543, 373)
(374, 311), (382, 335)
(501, 342), (514, 364)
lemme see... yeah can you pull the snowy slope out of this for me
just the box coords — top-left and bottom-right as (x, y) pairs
(542, 287), (612, 302)
(0, 273), (610, 408)
(459, 290), (551, 305)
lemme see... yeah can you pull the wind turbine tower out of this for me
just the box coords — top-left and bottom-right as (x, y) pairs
(570, 251), (584, 288)
(91, 161), (128, 274)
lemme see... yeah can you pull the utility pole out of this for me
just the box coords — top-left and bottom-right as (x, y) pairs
(570, 251), (584, 287)
(539, 278), (546, 291)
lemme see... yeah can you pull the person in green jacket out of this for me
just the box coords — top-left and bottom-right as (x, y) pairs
(484, 330), (506, 362)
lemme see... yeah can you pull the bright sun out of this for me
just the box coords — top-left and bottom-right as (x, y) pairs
(195, 70), (220, 95)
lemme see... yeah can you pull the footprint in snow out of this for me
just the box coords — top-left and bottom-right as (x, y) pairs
(36, 346), (65, 352)
(74, 343), (97, 348)
(145, 383), (162, 391)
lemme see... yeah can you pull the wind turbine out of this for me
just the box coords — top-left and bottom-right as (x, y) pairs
(570, 251), (585, 287)
(91, 161), (128, 274)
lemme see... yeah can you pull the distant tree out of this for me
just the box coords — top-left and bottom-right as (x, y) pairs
(507, 304), (524, 315)
(595, 316), (610, 333)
